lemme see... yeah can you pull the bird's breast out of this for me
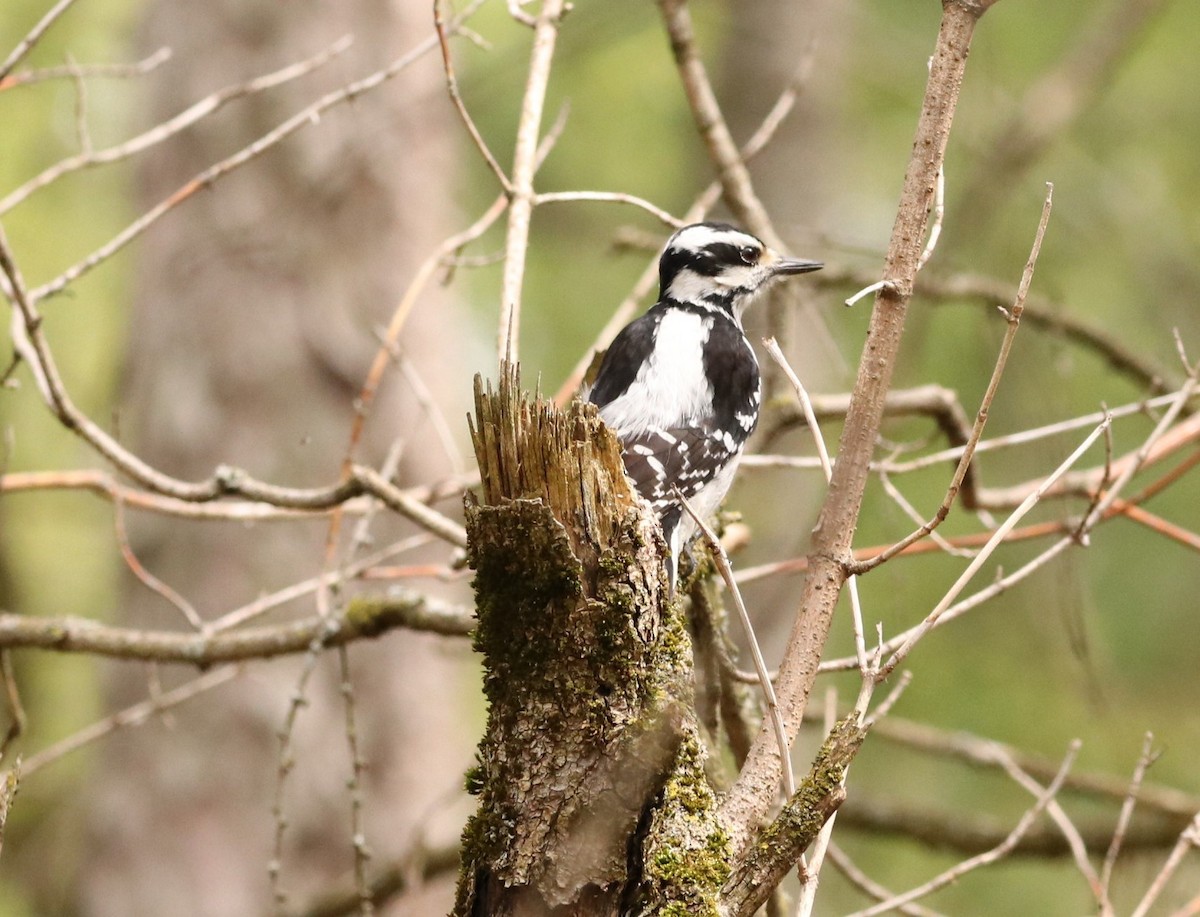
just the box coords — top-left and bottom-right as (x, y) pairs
(597, 309), (715, 434)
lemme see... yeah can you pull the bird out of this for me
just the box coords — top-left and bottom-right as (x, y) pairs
(586, 221), (822, 590)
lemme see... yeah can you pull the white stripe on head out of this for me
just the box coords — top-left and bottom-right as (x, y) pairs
(666, 223), (762, 256)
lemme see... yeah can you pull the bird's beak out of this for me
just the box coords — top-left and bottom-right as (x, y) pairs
(770, 256), (824, 276)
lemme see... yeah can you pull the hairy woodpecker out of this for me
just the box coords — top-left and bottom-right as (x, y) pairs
(587, 221), (822, 589)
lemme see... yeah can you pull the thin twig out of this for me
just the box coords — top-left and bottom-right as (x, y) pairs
(1078, 368), (1200, 532)
(992, 745), (1105, 910)
(870, 392), (1194, 477)
(878, 470), (974, 558)
(65, 53), (92, 156)
(27, 13), (480, 304)
(656, 0), (774, 242)
(826, 843), (945, 917)
(112, 494), (204, 630)
(2, 38), (354, 215)
(270, 641), (326, 914)
(1131, 812), (1200, 917)
(849, 183), (1054, 575)
(1099, 729), (1156, 897)
(674, 487), (796, 799)
(0, 46), (169, 90)
(763, 337), (871, 673)
(336, 646), (373, 916)
(0, 651), (26, 760)
(818, 534), (1073, 673)
(819, 260), (1180, 397)
(862, 714), (1200, 821)
(0, 0), (82, 83)
(532, 191), (683, 228)
(879, 415), (1110, 678)
(211, 534), (438, 632)
(433, 0), (511, 193)
(845, 741), (1081, 917)
(18, 666), (240, 777)
(916, 166), (945, 270)
(497, 0), (567, 362)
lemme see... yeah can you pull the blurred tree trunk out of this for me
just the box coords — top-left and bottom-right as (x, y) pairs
(31, 3), (481, 915)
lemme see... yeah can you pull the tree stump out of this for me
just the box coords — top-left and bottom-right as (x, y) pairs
(456, 364), (730, 917)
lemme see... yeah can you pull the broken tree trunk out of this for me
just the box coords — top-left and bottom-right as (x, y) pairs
(456, 365), (730, 916)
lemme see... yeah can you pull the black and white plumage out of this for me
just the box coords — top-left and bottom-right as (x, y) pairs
(587, 221), (822, 589)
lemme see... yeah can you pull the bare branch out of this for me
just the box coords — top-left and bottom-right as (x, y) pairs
(826, 843), (945, 917)
(533, 191), (683, 228)
(848, 183), (1054, 575)
(0, 0), (81, 83)
(1, 38), (352, 215)
(287, 841), (461, 917)
(497, 0), (567, 362)
(0, 651), (25, 760)
(951, 0), (1170, 227)
(992, 746), (1105, 909)
(656, 0), (776, 244)
(1131, 812), (1200, 917)
(27, 13), (481, 304)
(0, 591), (472, 665)
(210, 534), (442, 633)
(818, 264), (1179, 396)
(864, 716), (1200, 822)
(0, 46), (169, 90)
(112, 494), (203, 630)
(434, 0), (511, 194)
(0, 228), (468, 540)
(675, 487), (795, 798)
(845, 741), (1080, 917)
(879, 415), (1109, 678)
(18, 666), (240, 777)
(0, 468), (474, 523)
(722, 0), (995, 856)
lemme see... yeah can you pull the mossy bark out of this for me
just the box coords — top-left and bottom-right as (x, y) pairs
(455, 366), (729, 916)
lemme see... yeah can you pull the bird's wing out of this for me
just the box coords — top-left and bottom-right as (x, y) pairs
(586, 312), (660, 408)
(617, 425), (732, 510)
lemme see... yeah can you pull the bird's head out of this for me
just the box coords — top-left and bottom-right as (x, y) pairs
(657, 222), (822, 320)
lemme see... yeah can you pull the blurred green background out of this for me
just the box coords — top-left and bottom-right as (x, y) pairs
(3, 0), (1199, 914)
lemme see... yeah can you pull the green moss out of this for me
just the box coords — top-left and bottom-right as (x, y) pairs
(463, 760), (485, 796)
(746, 715), (866, 872)
(637, 729), (730, 916)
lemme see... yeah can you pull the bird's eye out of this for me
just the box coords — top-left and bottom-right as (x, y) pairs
(739, 246), (760, 265)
